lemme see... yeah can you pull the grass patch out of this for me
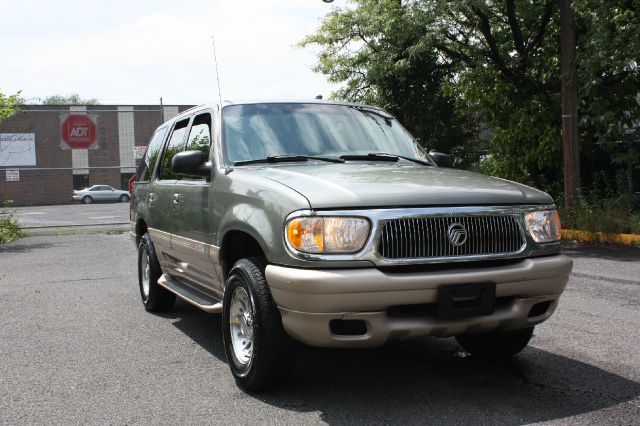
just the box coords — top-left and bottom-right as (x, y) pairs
(0, 201), (25, 244)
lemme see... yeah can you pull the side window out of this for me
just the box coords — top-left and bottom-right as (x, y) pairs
(184, 113), (212, 179)
(159, 119), (190, 180)
(136, 126), (168, 182)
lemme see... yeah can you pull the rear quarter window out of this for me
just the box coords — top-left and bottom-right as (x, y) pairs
(136, 126), (168, 182)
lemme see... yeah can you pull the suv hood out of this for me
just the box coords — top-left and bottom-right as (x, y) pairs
(251, 163), (553, 209)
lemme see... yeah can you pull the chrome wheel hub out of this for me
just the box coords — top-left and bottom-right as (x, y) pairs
(229, 287), (254, 366)
(141, 252), (150, 299)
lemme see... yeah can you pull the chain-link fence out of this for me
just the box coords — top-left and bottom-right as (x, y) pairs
(2, 166), (133, 229)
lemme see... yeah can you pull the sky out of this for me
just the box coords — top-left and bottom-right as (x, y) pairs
(1, 0), (345, 105)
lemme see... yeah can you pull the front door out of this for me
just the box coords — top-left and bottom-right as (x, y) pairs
(169, 111), (221, 298)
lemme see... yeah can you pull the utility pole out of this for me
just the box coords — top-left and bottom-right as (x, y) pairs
(560, 0), (580, 209)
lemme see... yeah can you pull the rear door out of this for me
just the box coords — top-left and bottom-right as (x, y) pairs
(132, 124), (168, 233)
(147, 118), (191, 272)
(168, 111), (220, 297)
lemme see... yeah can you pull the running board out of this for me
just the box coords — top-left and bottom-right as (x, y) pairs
(157, 274), (223, 313)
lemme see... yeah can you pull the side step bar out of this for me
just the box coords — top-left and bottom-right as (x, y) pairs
(157, 274), (223, 313)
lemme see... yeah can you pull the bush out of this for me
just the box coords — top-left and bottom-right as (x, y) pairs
(0, 201), (24, 244)
(630, 214), (640, 234)
(559, 193), (637, 235)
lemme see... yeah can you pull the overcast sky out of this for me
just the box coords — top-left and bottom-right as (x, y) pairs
(1, 0), (344, 105)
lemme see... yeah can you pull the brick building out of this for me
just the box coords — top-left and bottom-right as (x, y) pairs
(0, 104), (193, 206)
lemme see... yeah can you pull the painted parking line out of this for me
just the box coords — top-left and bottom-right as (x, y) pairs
(88, 216), (123, 219)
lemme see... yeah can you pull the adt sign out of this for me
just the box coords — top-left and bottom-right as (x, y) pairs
(61, 114), (97, 149)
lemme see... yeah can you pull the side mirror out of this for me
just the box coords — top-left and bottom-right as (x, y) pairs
(171, 150), (213, 177)
(428, 150), (454, 168)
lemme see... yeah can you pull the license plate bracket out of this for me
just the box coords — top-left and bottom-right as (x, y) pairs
(438, 282), (496, 318)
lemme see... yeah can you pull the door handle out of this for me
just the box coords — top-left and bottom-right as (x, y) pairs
(173, 193), (182, 204)
(148, 193), (158, 204)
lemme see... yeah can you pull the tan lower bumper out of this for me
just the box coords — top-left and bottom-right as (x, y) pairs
(266, 255), (572, 348)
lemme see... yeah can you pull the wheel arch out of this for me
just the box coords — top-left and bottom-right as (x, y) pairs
(219, 229), (267, 282)
(135, 218), (148, 247)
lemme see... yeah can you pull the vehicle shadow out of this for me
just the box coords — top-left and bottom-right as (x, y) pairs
(169, 300), (227, 362)
(168, 302), (640, 424)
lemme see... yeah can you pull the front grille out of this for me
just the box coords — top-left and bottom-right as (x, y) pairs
(378, 215), (525, 260)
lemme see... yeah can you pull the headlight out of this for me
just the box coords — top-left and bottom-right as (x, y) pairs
(286, 216), (370, 254)
(524, 209), (561, 243)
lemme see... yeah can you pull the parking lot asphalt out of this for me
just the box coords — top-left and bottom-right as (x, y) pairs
(0, 234), (638, 425)
(7, 203), (129, 228)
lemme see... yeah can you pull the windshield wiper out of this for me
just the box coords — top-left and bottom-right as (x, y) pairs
(234, 155), (345, 166)
(339, 153), (433, 166)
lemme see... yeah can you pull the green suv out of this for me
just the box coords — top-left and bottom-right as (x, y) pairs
(130, 101), (572, 390)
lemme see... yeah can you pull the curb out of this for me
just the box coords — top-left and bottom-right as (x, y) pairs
(562, 229), (640, 246)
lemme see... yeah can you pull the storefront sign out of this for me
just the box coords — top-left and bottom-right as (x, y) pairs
(60, 114), (98, 149)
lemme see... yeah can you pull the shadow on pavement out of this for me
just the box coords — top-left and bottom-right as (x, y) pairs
(168, 303), (640, 424)
(563, 242), (640, 262)
(170, 300), (227, 363)
(0, 241), (56, 253)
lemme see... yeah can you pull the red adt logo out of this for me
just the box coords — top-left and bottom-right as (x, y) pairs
(61, 114), (97, 149)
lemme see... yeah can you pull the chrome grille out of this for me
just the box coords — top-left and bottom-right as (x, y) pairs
(378, 216), (525, 259)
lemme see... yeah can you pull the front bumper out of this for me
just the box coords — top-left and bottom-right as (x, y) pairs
(266, 255), (573, 348)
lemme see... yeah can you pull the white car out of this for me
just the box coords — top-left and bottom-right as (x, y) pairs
(72, 185), (130, 204)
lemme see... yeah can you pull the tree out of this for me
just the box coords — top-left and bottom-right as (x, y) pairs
(299, 0), (477, 165)
(0, 90), (22, 123)
(41, 94), (99, 105)
(303, 0), (640, 196)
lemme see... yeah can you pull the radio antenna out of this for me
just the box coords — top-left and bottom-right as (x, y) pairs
(212, 36), (223, 107)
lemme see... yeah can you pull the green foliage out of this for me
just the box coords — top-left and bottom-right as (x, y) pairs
(302, 0), (640, 192)
(559, 194), (636, 234)
(0, 201), (24, 244)
(0, 89), (22, 123)
(558, 171), (638, 234)
(630, 214), (640, 234)
(299, 0), (477, 166)
(41, 94), (99, 105)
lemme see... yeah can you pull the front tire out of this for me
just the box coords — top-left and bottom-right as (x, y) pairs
(222, 258), (295, 391)
(455, 326), (534, 360)
(138, 233), (175, 312)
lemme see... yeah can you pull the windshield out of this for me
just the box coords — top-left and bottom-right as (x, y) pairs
(221, 103), (431, 164)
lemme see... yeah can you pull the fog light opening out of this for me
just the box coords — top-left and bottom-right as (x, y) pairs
(329, 319), (367, 336)
(528, 301), (551, 318)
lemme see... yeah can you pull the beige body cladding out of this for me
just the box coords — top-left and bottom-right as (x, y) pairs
(266, 255), (573, 348)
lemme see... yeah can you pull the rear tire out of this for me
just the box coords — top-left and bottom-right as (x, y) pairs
(222, 258), (296, 391)
(455, 327), (534, 360)
(138, 233), (175, 312)
(119, 194), (130, 202)
(82, 195), (92, 204)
